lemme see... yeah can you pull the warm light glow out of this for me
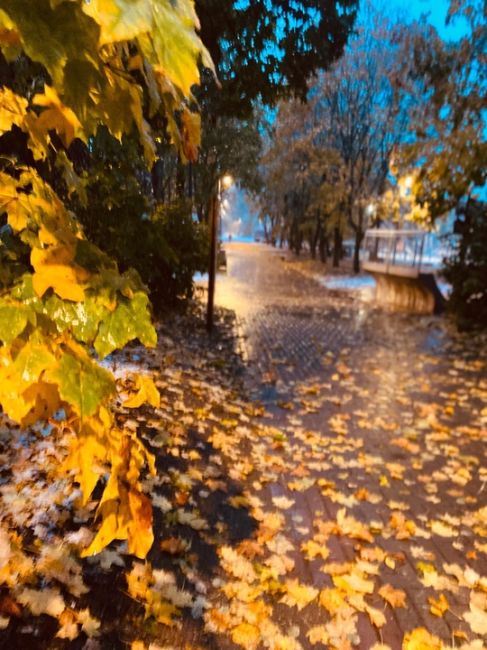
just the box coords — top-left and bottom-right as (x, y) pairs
(404, 175), (413, 189)
(366, 203), (375, 215)
(221, 174), (233, 189)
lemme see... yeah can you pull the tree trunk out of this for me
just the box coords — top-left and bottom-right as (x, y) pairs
(353, 207), (365, 273)
(310, 213), (320, 260)
(353, 228), (364, 273)
(319, 227), (328, 264)
(332, 226), (342, 267)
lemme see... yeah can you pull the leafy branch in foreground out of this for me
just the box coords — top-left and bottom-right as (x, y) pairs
(0, 0), (211, 557)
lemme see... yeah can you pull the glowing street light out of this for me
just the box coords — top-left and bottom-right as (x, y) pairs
(221, 174), (233, 190)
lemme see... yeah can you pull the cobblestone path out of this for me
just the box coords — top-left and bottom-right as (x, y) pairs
(212, 242), (487, 649)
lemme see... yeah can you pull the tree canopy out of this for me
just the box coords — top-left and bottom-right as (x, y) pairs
(195, 0), (359, 118)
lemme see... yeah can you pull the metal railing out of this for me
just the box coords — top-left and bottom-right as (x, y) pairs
(363, 229), (427, 270)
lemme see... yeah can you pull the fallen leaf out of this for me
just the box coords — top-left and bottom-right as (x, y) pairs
(429, 594), (449, 617)
(379, 584), (407, 608)
(402, 627), (443, 649)
(280, 579), (318, 610)
(16, 587), (65, 618)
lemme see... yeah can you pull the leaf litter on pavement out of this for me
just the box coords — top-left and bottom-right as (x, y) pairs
(0, 304), (485, 650)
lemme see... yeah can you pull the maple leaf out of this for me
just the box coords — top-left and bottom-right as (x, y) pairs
(219, 546), (258, 583)
(280, 579), (318, 610)
(333, 572), (374, 595)
(319, 587), (347, 615)
(33, 84), (83, 147)
(430, 520), (457, 537)
(379, 584), (407, 608)
(335, 508), (374, 542)
(307, 625), (329, 645)
(402, 627), (443, 650)
(231, 622), (260, 650)
(463, 600), (487, 635)
(124, 374), (160, 409)
(16, 586), (65, 618)
(301, 539), (330, 561)
(126, 562), (153, 600)
(429, 593), (449, 617)
(272, 495), (295, 510)
(0, 87), (27, 135)
(56, 609), (79, 640)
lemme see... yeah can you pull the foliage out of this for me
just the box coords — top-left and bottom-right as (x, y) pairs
(396, 0), (486, 220)
(195, 0), (359, 118)
(0, 0), (210, 557)
(71, 128), (209, 309)
(191, 110), (263, 222)
(394, 0), (486, 327)
(258, 4), (413, 267)
(443, 199), (487, 329)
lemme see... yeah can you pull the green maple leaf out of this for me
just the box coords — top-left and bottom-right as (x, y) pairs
(94, 292), (156, 359)
(0, 300), (32, 344)
(48, 351), (115, 418)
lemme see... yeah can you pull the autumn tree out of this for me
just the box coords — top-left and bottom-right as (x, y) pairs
(311, 10), (414, 272)
(259, 99), (348, 260)
(0, 0), (210, 557)
(394, 0), (486, 326)
(167, 0), (359, 221)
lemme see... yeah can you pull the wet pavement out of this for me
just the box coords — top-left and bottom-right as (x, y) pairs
(209, 241), (487, 649)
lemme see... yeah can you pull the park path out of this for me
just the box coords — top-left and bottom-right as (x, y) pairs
(1, 242), (484, 650)
(208, 242), (487, 649)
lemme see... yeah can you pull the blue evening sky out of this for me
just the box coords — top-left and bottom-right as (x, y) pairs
(385, 0), (468, 40)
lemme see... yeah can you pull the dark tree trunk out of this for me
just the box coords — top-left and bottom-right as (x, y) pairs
(319, 226), (328, 264)
(353, 228), (364, 274)
(332, 226), (342, 268)
(310, 213), (320, 260)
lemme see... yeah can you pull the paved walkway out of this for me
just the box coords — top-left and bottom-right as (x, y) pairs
(210, 242), (487, 649)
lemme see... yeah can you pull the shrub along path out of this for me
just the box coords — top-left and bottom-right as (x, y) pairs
(0, 242), (485, 650)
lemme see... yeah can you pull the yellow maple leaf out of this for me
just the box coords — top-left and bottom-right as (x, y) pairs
(280, 579), (318, 610)
(31, 245), (89, 302)
(307, 625), (329, 645)
(301, 539), (330, 561)
(56, 609), (79, 640)
(333, 572), (374, 595)
(126, 562), (153, 600)
(365, 603), (386, 628)
(463, 602), (487, 635)
(319, 587), (347, 615)
(231, 622), (260, 650)
(124, 374), (160, 408)
(0, 87), (27, 135)
(272, 495), (295, 510)
(379, 584), (407, 608)
(16, 586), (65, 618)
(402, 627), (443, 650)
(146, 591), (180, 627)
(336, 508), (374, 543)
(219, 546), (257, 583)
(33, 85), (83, 148)
(430, 520), (456, 537)
(429, 593), (449, 617)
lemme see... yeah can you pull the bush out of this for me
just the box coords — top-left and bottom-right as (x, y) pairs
(444, 199), (487, 330)
(74, 130), (209, 311)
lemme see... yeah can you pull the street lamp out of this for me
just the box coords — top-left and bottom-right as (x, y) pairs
(206, 174), (233, 333)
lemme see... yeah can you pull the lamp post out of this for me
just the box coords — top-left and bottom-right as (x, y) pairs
(206, 174), (233, 333)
